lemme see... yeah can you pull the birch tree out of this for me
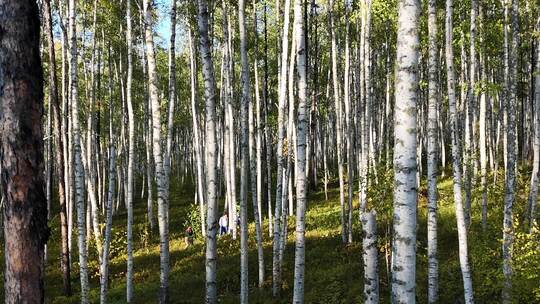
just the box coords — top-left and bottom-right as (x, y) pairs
(238, 0), (250, 301)
(196, 0), (220, 302)
(361, 211), (379, 303)
(463, 0), (477, 228)
(446, 0), (474, 302)
(273, 0), (291, 296)
(502, 0), (518, 301)
(188, 27), (207, 238)
(165, 0), (177, 177)
(262, 2), (274, 238)
(479, 3), (488, 232)
(344, 0), (354, 244)
(250, 0), (266, 288)
(328, 0), (347, 244)
(69, 0), (90, 300)
(391, 0), (420, 302)
(427, 0), (439, 301)
(528, 24), (540, 230)
(292, 0), (308, 300)
(99, 97), (116, 304)
(359, 0), (372, 215)
(126, 0), (135, 300)
(142, 0), (170, 301)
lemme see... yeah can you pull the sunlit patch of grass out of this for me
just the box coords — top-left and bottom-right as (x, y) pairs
(1, 167), (537, 303)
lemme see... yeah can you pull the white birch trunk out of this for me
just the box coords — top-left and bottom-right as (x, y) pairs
(287, 30), (296, 218)
(528, 27), (540, 230)
(238, 0), (250, 301)
(126, 0), (135, 300)
(362, 211), (379, 303)
(248, 1), (265, 287)
(188, 28), (207, 238)
(292, 0), (308, 300)
(360, 0), (372, 215)
(391, 0), (420, 302)
(446, 0), (474, 302)
(165, 0), (177, 176)
(253, 1), (264, 226)
(69, 0), (89, 300)
(197, 1), (219, 302)
(479, 24), (488, 232)
(464, 0), (477, 229)
(142, 0), (170, 301)
(329, 0), (347, 244)
(99, 112), (116, 304)
(427, 0), (439, 301)
(502, 0), (518, 301)
(273, 0), (291, 296)
(344, 2), (354, 244)
(140, 13), (155, 233)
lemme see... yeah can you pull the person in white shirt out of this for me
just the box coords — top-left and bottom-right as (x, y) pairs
(219, 213), (228, 236)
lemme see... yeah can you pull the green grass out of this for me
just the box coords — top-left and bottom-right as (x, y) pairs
(2, 168), (539, 303)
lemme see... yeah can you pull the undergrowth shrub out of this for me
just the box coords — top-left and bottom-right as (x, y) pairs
(512, 221), (540, 302)
(184, 202), (203, 240)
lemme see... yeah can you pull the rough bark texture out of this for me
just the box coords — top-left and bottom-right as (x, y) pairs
(238, 0), (250, 301)
(328, 0), (347, 244)
(0, 1), (50, 302)
(446, 0), (474, 302)
(362, 211), (379, 303)
(426, 0), (439, 302)
(125, 0), (135, 300)
(344, 2), (354, 244)
(197, 1), (219, 302)
(391, 0), (420, 302)
(502, 0), (518, 302)
(463, 0), (477, 228)
(359, 0), (372, 216)
(100, 138), (116, 304)
(479, 5), (488, 231)
(250, 0), (265, 288)
(188, 28), (206, 238)
(164, 0), (176, 177)
(273, 0), (291, 297)
(142, 1), (170, 302)
(292, 0), (308, 301)
(69, 0), (90, 301)
(529, 26), (540, 230)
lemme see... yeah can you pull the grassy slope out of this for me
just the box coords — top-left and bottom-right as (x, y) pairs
(2, 169), (539, 303)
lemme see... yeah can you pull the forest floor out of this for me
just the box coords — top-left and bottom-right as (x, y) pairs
(2, 168), (540, 303)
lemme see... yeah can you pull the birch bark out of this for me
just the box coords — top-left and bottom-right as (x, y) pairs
(142, 0), (170, 301)
(238, 0), (250, 301)
(528, 22), (540, 230)
(273, 0), (291, 296)
(362, 211), (379, 303)
(69, 0), (90, 300)
(197, 0), (220, 302)
(427, 0), (439, 301)
(502, 0), (518, 301)
(391, 0), (420, 302)
(446, 0), (474, 302)
(126, 0), (135, 300)
(292, 0), (308, 300)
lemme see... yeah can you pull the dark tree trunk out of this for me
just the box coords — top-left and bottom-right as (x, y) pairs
(0, 0), (50, 302)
